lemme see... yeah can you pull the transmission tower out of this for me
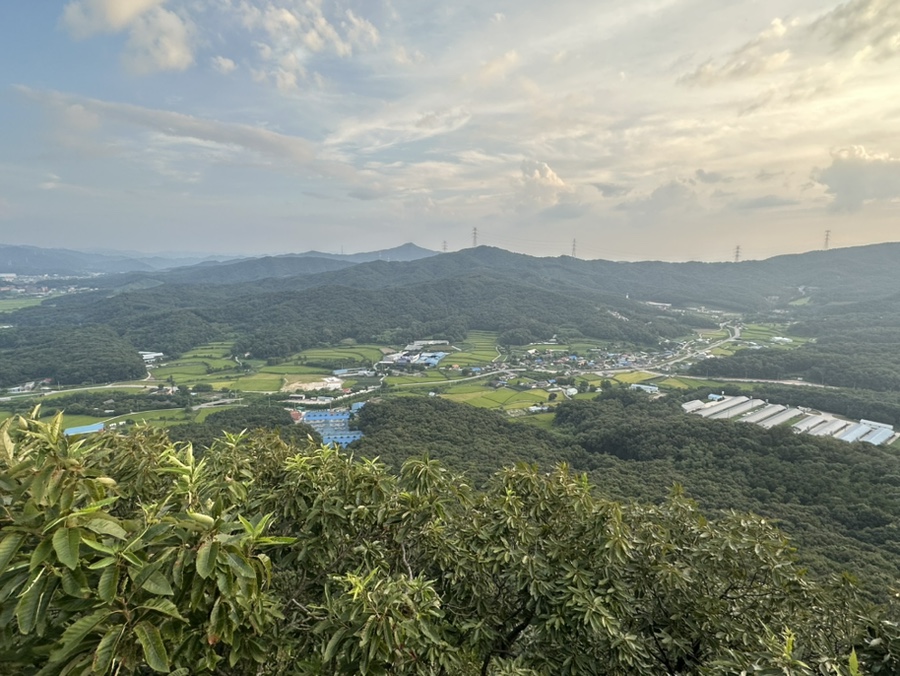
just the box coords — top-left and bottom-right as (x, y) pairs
(442, 240), (447, 253)
(824, 230), (831, 250)
(734, 245), (741, 263)
(472, 227), (478, 247)
(571, 238), (577, 258)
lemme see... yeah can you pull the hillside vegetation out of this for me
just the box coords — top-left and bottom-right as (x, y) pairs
(2, 411), (899, 675)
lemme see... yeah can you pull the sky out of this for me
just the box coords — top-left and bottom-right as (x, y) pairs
(1, 0), (899, 261)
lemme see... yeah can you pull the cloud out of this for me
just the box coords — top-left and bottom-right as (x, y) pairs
(680, 19), (791, 86)
(732, 194), (799, 210)
(123, 7), (193, 74)
(478, 50), (519, 85)
(61, 0), (165, 38)
(814, 145), (900, 211)
(16, 86), (348, 176)
(517, 160), (570, 210)
(616, 180), (698, 219)
(61, 0), (193, 74)
(695, 169), (730, 184)
(592, 182), (631, 198)
(211, 56), (237, 74)
(810, 0), (900, 61)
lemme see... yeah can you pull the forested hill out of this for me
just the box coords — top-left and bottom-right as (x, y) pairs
(293, 242), (897, 310)
(352, 394), (900, 593)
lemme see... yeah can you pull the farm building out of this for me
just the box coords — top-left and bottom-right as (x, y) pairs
(739, 404), (785, 424)
(64, 423), (105, 436)
(709, 399), (764, 420)
(792, 415), (828, 433)
(837, 423), (873, 443)
(695, 396), (749, 419)
(809, 419), (850, 437)
(758, 408), (803, 429)
(630, 384), (660, 394)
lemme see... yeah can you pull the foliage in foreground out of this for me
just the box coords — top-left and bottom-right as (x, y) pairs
(2, 412), (900, 675)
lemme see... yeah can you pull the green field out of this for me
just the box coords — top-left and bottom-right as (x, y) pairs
(612, 371), (658, 384)
(448, 331), (500, 367)
(441, 382), (550, 410)
(0, 296), (51, 313)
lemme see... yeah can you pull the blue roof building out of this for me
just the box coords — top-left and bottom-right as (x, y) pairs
(64, 423), (105, 436)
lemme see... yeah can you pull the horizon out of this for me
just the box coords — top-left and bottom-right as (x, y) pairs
(2, 1), (900, 260)
(3, 237), (899, 266)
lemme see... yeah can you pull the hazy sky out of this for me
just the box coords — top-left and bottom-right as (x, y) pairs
(1, 0), (899, 261)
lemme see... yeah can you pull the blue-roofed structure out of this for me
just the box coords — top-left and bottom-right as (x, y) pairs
(351, 401), (367, 411)
(322, 431), (364, 448)
(64, 423), (105, 436)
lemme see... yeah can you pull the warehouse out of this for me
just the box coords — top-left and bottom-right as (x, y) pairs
(837, 423), (874, 443)
(709, 399), (764, 420)
(809, 419), (850, 437)
(695, 396), (749, 418)
(792, 415), (827, 433)
(759, 408), (803, 429)
(861, 427), (894, 446)
(739, 404), (785, 424)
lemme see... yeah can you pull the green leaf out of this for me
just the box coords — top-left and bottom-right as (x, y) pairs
(226, 551), (256, 579)
(83, 518), (128, 540)
(50, 610), (110, 663)
(142, 571), (174, 596)
(98, 565), (120, 603)
(134, 621), (170, 673)
(29, 536), (54, 571)
(137, 598), (187, 622)
(15, 572), (45, 634)
(0, 533), (24, 572)
(196, 541), (218, 579)
(92, 625), (123, 675)
(52, 527), (81, 571)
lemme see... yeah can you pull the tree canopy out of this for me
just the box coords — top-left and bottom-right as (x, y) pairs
(3, 410), (900, 674)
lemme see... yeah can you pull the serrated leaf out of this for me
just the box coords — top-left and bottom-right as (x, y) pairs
(98, 565), (120, 603)
(134, 621), (169, 673)
(0, 533), (24, 572)
(196, 541), (217, 580)
(92, 625), (123, 675)
(52, 528), (81, 570)
(141, 571), (174, 596)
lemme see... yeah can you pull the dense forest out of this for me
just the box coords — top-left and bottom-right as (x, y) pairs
(3, 411), (899, 675)
(0, 326), (146, 387)
(352, 394), (900, 592)
(167, 405), (322, 449)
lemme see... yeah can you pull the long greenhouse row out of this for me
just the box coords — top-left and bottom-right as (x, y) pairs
(681, 396), (897, 446)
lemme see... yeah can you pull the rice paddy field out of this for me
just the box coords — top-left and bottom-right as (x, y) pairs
(0, 297), (52, 313)
(441, 384), (550, 410)
(448, 331), (500, 366)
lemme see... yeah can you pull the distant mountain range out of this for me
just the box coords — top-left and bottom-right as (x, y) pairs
(0, 242), (438, 277)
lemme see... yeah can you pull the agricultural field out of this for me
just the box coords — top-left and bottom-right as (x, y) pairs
(448, 331), (500, 367)
(441, 384), (550, 410)
(612, 371), (658, 384)
(0, 296), (56, 313)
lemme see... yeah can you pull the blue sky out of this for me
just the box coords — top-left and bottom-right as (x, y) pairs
(1, 0), (899, 261)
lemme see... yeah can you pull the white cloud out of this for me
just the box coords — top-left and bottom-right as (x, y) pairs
(810, 0), (900, 61)
(61, 0), (165, 38)
(123, 7), (194, 74)
(477, 50), (519, 85)
(61, 0), (193, 74)
(814, 145), (900, 211)
(517, 160), (570, 210)
(211, 56), (237, 74)
(616, 180), (699, 220)
(681, 19), (791, 86)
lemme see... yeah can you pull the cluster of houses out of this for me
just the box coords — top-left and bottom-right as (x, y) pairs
(297, 402), (366, 448)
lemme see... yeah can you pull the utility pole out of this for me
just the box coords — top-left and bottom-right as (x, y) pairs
(571, 238), (577, 258)
(472, 227), (478, 247)
(734, 245), (741, 263)
(824, 230), (831, 250)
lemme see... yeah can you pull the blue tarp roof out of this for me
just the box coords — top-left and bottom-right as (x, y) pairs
(64, 423), (105, 436)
